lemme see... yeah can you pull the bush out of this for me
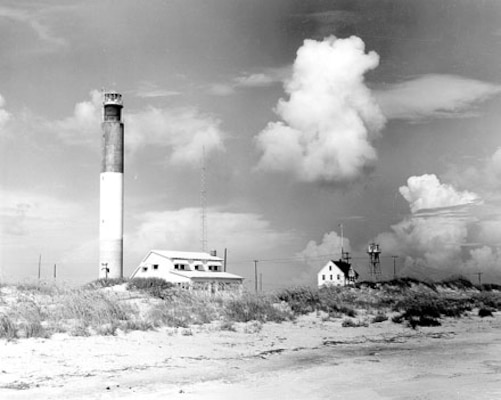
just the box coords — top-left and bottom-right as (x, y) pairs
(127, 278), (175, 299)
(318, 286), (357, 317)
(473, 292), (501, 310)
(392, 294), (470, 328)
(147, 291), (222, 327)
(478, 308), (494, 318)
(0, 314), (17, 339)
(276, 286), (319, 315)
(86, 278), (128, 289)
(371, 312), (388, 323)
(224, 293), (291, 323)
(386, 277), (436, 291)
(480, 283), (501, 292)
(341, 318), (368, 328)
(440, 276), (474, 290)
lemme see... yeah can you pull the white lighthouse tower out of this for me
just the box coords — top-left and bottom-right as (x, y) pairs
(99, 91), (124, 279)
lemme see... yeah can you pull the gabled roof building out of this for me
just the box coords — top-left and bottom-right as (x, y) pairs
(317, 259), (359, 287)
(130, 250), (243, 292)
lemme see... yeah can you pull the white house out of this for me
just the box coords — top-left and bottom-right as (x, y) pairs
(130, 250), (243, 292)
(317, 259), (359, 287)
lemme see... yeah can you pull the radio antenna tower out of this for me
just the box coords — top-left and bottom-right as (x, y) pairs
(200, 147), (208, 252)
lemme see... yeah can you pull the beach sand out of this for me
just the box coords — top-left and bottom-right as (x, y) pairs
(1, 312), (500, 399)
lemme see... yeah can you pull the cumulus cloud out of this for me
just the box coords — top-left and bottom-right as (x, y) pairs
(0, 93), (11, 131)
(292, 230), (351, 284)
(375, 174), (481, 272)
(444, 148), (501, 196)
(464, 246), (501, 275)
(375, 74), (501, 121)
(399, 174), (480, 213)
(126, 108), (225, 165)
(126, 208), (294, 261)
(255, 35), (385, 182)
(50, 90), (225, 165)
(299, 230), (350, 265)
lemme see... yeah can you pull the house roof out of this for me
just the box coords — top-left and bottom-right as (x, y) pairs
(170, 270), (243, 280)
(148, 250), (223, 262)
(330, 259), (360, 278)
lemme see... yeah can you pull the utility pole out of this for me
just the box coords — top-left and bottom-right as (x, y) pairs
(224, 248), (228, 272)
(38, 254), (42, 281)
(475, 272), (483, 286)
(53, 264), (57, 280)
(254, 260), (258, 293)
(259, 273), (263, 292)
(392, 256), (398, 279)
(200, 147), (207, 252)
(339, 223), (344, 257)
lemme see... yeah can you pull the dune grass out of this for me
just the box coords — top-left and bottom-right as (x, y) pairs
(0, 276), (500, 339)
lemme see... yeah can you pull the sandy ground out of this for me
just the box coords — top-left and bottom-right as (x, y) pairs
(0, 313), (500, 400)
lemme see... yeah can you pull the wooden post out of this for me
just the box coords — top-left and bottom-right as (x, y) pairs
(254, 260), (258, 293)
(224, 248), (228, 272)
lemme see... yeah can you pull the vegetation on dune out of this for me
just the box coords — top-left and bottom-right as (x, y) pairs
(0, 276), (500, 339)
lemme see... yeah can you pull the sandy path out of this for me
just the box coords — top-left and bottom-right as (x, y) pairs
(1, 314), (500, 399)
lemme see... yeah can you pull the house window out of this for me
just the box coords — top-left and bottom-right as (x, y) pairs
(329, 266), (332, 271)
(208, 265), (219, 272)
(194, 265), (200, 271)
(330, 275), (333, 280)
(153, 264), (158, 270)
(322, 275), (325, 280)
(174, 264), (186, 270)
(337, 274), (341, 280)
(142, 267), (148, 272)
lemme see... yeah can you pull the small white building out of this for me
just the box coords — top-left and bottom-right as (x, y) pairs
(130, 250), (243, 292)
(317, 259), (359, 287)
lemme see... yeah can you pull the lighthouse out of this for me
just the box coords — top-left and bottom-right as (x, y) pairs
(99, 91), (124, 279)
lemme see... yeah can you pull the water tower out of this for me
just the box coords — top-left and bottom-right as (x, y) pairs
(99, 91), (124, 279)
(367, 242), (382, 280)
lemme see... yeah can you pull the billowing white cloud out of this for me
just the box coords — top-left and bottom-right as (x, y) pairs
(126, 208), (294, 262)
(375, 74), (501, 121)
(255, 36), (385, 182)
(233, 67), (290, 88)
(298, 230), (350, 266)
(464, 246), (501, 275)
(126, 107), (225, 165)
(375, 174), (481, 271)
(50, 90), (225, 165)
(0, 93), (11, 131)
(399, 174), (480, 213)
(444, 148), (501, 196)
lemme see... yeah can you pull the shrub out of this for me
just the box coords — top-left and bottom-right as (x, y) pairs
(440, 276), (474, 290)
(371, 312), (389, 323)
(127, 278), (175, 299)
(224, 293), (290, 323)
(478, 308), (494, 318)
(276, 286), (319, 315)
(0, 314), (17, 339)
(53, 289), (134, 335)
(480, 283), (501, 292)
(86, 278), (128, 289)
(341, 318), (368, 328)
(392, 294), (470, 328)
(473, 292), (501, 310)
(317, 286), (357, 317)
